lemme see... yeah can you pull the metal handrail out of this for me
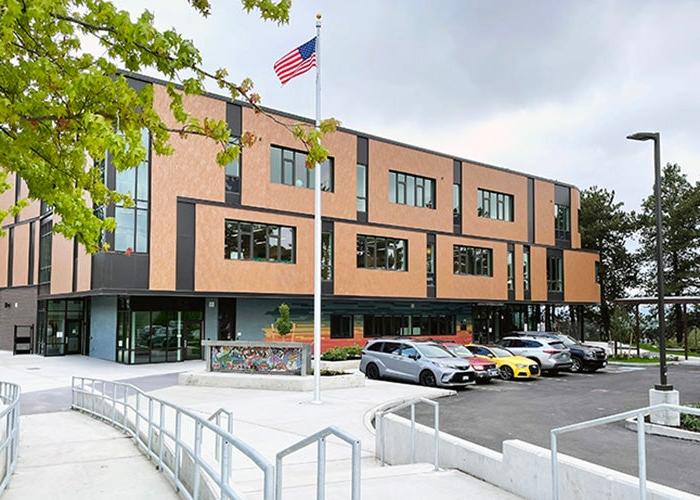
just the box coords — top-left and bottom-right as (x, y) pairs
(208, 408), (234, 463)
(0, 381), (20, 495)
(275, 426), (361, 500)
(376, 397), (440, 471)
(551, 403), (700, 500)
(71, 376), (274, 500)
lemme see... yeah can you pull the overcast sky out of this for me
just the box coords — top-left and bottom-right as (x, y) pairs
(114, 0), (700, 211)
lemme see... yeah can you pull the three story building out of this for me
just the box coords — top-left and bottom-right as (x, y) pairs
(0, 72), (600, 364)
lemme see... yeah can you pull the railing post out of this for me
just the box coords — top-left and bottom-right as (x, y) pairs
(193, 421), (203, 500)
(221, 436), (230, 500)
(175, 410), (182, 491)
(215, 412), (222, 460)
(135, 393), (141, 448)
(147, 398), (154, 455)
(379, 412), (386, 466)
(433, 402), (439, 471)
(637, 412), (647, 500)
(158, 401), (165, 471)
(317, 436), (326, 500)
(351, 440), (361, 500)
(275, 455), (283, 500)
(410, 403), (416, 463)
(551, 431), (559, 500)
(112, 382), (117, 424)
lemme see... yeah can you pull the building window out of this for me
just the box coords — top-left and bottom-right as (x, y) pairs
(507, 248), (515, 290)
(453, 245), (493, 277)
(363, 314), (455, 337)
(547, 254), (563, 292)
(555, 204), (571, 240)
(426, 243), (435, 276)
(523, 246), (531, 292)
(595, 261), (601, 283)
(356, 234), (407, 271)
(225, 136), (241, 194)
(330, 314), (353, 339)
(388, 171), (435, 209)
(114, 127), (150, 253)
(322, 232), (333, 280)
(356, 164), (367, 212)
(453, 184), (461, 214)
(225, 220), (295, 263)
(477, 188), (514, 221)
(270, 145), (334, 192)
(38, 219), (52, 284)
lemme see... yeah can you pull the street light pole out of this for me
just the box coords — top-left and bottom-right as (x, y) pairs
(626, 132), (671, 390)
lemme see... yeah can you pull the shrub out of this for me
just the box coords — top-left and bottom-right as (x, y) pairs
(274, 303), (293, 336)
(344, 344), (364, 358)
(321, 347), (349, 361)
(681, 403), (700, 432)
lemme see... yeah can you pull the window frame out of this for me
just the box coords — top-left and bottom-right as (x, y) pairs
(270, 145), (334, 192)
(547, 254), (564, 292)
(356, 234), (408, 272)
(224, 219), (296, 264)
(477, 188), (514, 222)
(453, 244), (493, 277)
(388, 170), (436, 209)
(554, 203), (571, 240)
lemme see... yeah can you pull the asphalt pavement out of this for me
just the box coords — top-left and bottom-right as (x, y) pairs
(405, 363), (700, 496)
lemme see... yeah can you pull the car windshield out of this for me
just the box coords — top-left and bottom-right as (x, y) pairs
(558, 335), (578, 347)
(490, 347), (512, 357)
(447, 345), (473, 357)
(416, 344), (455, 359)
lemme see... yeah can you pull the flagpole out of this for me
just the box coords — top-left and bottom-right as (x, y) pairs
(312, 12), (322, 404)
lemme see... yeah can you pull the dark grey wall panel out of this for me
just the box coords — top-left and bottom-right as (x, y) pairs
(555, 184), (570, 206)
(357, 136), (369, 165)
(176, 201), (196, 291)
(527, 178), (535, 243)
(91, 253), (149, 290)
(0, 286), (38, 351)
(226, 103), (242, 136)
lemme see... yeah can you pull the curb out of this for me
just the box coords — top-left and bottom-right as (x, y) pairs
(624, 416), (700, 443)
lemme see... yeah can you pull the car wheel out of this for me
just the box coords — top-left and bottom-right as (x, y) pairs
(500, 366), (514, 381)
(365, 363), (380, 380)
(419, 370), (437, 387)
(570, 357), (582, 373)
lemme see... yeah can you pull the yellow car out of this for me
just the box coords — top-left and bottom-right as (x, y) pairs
(465, 344), (541, 380)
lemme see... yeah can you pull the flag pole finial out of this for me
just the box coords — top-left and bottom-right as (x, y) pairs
(316, 12), (322, 20)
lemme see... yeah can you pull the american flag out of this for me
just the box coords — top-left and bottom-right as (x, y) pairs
(273, 38), (317, 85)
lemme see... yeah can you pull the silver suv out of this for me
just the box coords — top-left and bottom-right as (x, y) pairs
(498, 336), (572, 373)
(359, 339), (476, 388)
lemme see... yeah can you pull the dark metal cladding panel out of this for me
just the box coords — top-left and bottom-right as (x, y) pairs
(91, 253), (149, 290)
(176, 201), (196, 291)
(357, 136), (369, 165)
(527, 178), (535, 243)
(226, 103), (243, 136)
(555, 184), (570, 206)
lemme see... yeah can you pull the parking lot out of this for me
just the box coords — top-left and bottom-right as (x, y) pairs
(405, 363), (700, 495)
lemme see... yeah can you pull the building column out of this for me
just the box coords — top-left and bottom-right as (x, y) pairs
(578, 305), (585, 342)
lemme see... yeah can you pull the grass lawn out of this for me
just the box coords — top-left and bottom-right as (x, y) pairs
(640, 342), (700, 357)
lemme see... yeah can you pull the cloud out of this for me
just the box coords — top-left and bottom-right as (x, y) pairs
(110, 0), (700, 211)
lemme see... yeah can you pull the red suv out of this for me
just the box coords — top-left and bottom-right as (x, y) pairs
(438, 342), (500, 384)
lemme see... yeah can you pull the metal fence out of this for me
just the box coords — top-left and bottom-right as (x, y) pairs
(0, 381), (20, 495)
(551, 403), (700, 500)
(376, 397), (440, 471)
(71, 376), (274, 500)
(275, 426), (361, 500)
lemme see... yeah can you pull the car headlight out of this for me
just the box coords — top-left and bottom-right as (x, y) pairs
(473, 365), (484, 371)
(515, 363), (527, 369)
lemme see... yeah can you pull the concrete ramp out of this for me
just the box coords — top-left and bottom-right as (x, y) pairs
(3, 411), (178, 500)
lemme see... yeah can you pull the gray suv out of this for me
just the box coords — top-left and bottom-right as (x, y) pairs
(499, 336), (573, 373)
(359, 339), (476, 388)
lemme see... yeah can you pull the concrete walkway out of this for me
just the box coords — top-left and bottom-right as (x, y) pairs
(4, 411), (178, 500)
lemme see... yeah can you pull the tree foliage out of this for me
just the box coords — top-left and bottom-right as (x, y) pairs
(0, 0), (337, 252)
(579, 186), (637, 338)
(636, 163), (700, 340)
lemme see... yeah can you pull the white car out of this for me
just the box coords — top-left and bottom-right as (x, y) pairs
(498, 336), (573, 374)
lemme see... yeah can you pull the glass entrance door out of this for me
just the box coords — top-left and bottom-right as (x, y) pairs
(183, 321), (202, 360)
(65, 319), (82, 355)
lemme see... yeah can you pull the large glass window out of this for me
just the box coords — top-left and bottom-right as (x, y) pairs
(453, 184), (461, 215)
(477, 188), (514, 221)
(330, 314), (353, 339)
(453, 245), (493, 277)
(225, 136), (241, 194)
(114, 127), (149, 253)
(356, 234), (407, 271)
(322, 232), (333, 280)
(555, 204), (571, 240)
(356, 164), (367, 212)
(507, 249), (515, 290)
(38, 220), (52, 284)
(523, 246), (531, 292)
(389, 170), (435, 209)
(270, 145), (333, 191)
(225, 219), (295, 263)
(363, 314), (455, 337)
(547, 254), (563, 292)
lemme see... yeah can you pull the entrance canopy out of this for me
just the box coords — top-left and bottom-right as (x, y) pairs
(614, 296), (700, 306)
